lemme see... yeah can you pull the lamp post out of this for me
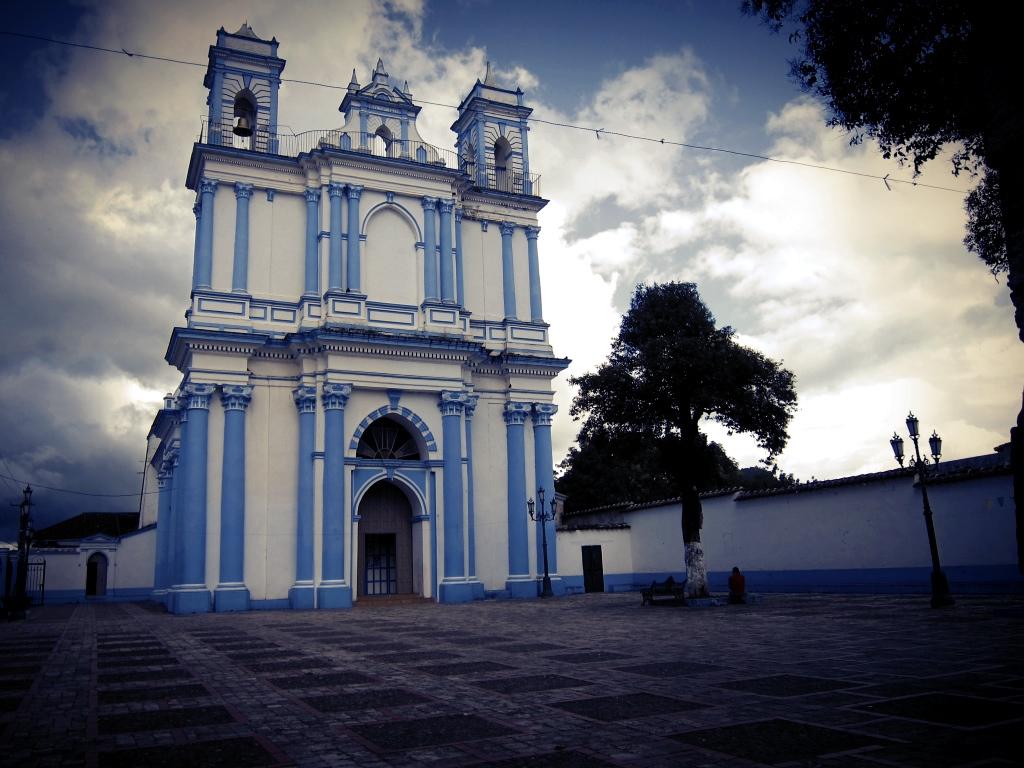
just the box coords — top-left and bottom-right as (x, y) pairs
(527, 486), (556, 598)
(11, 485), (33, 619)
(889, 412), (954, 608)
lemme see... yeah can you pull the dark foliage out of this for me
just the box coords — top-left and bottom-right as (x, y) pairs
(966, 170), (1007, 276)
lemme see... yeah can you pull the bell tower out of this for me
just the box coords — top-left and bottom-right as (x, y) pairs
(204, 22), (285, 151)
(451, 63), (534, 195)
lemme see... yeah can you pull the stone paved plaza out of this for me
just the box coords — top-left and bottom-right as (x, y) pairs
(1, 593), (1022, 767)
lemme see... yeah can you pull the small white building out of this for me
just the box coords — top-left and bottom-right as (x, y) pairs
(558, 448), (1021, 595)
(139, 24), (568, 614)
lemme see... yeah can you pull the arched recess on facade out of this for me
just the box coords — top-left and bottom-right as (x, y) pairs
(86, 552), (108, 597)
(361, 202), (423, 306)
(350, 408), (437, 456)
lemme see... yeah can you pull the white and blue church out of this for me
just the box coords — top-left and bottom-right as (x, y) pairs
(145, 24), (569, 613)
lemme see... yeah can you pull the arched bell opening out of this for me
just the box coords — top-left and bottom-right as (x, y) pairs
(232, 89), (257, 148)
(86, 552), (108, 597)
(493, 136), (513, 191)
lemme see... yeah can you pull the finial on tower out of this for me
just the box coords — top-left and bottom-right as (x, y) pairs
(372, 58), (388, 83)
(348, 68), (360, 92)
(483, 60), (495, 86)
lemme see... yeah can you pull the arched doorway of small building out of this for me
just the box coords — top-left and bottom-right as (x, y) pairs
(357, 481), (415, 597)
(86, 552), (108, 597)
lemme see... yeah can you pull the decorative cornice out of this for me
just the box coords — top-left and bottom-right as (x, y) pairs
(220, 384), (253, 411)
(293, 385), (317, 413)
(322, 382), (353, 410)
(234, 182), (253, 200)
(183, 382), (216, 410)
(531, 402), (558, 426)
(438, 390), (471, 416)
(503, 401), (531, 426)
(499, 221), (516, 237)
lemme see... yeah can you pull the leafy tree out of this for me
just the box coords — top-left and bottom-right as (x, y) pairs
(569, 282), (797, 596)
(556, 420), (740, 514)
(736, 464), (799, 490)
(742, 0), (1024, 571)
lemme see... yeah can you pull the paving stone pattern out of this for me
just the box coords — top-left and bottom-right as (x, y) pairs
(1, 593), (1023, 766)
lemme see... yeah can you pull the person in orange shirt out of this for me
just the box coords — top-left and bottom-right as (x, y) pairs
(728, 566), (746, 604)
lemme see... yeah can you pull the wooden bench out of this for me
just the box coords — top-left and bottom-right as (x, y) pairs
(641, 576), (686, 606)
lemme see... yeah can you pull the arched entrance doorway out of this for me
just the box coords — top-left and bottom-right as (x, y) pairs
(357, 482), (414, 596)
(86, 552), (108, 597)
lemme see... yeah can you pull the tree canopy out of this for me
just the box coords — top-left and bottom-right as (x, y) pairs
(569, 282), (797, 595)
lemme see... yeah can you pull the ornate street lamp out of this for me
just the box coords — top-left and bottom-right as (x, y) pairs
(11, 485), (33, 619)
(527, 486), (556, 598)
(889, 412), (954, 608)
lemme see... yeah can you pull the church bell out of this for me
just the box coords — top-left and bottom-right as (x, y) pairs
(233, 116), (253, 137)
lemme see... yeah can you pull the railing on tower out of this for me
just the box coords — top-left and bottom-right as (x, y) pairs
(200, 119), (541, 196)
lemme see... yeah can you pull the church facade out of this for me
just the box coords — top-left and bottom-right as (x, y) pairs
(147, 24), (568, 614)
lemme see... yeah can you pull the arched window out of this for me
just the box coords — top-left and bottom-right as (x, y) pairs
(357, 418), (422, 460)
(232, 90), (257, 149)
(370, 125), (401, 158)
(493, 137), (513, 191)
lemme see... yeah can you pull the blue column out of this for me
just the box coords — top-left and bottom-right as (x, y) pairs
(328, 183), (345, 291)
(304, 188), (320, 296)
(422, 197), (438, 301)
(214, 384), (252, 612)
(500, 222), (517, 320)
(464, 395), (483, 598)
(173, 383), (215, 614)
(319, 382), (352, 609)
(438, 391), (476, 603)
(504, 402), (532, 597)
(153, 462), (172, 595)
(346, 185), (363, 292)
(231, 183), (253, 293)
(169, 428), (186, 607)
(454, 208), (465, 307)
(196, 179), (217, 289)
(291, 385), (317, 609)
(532, 403), (562, 593)
(525, 226), (543, 322)
(439, 200), (454, 303)
(191, 203), (201, 291)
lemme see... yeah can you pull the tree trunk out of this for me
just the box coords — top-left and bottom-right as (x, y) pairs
(680, 483), (709, 598)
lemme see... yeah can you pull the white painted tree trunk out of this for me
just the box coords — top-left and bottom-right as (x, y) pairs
(685, 540), (708, 598)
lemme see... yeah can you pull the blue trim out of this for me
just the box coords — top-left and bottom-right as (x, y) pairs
(196, 180), (216, 289)
(705, 565), (1024, 595)
(454, 210), (465, 306)
(505, 415), (528, 578)
(231, 184), (252, 292)
(430, 471), (438, 598)
(347, 186), (363, 292)
(250, 598), (291, 610)
(328, 184), (344, 290)
(465, 412), (476, 578)
(348, 405), (438, 454)
(322, 405), (346, 583)
(526, 227), (542, 322)
(317, 584), (352, 609)
(438, 203), (454, 302)
(214, 587), (249, 612)
(532, 418), (557, 576)
(441, 410), (465, 579)
(178, 392), (211, 614)
(438, 581), (477, 603)
(422, 198), (438, 300)
(218, 406), (247, 591)
(294, 406), (316, 593)
(304, 189), (320, 295)
(40, 588), (156, 605)
(500, 223), (517, 320)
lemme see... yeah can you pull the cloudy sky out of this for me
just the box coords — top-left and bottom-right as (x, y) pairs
(1, 0), (1020, 536)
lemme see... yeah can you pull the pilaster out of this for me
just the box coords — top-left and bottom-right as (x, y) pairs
(422, 197), (438, 301)
(304, 188), (320, 296)
(328, 182), (345, 291)
(196, 179), (217, 289)
(215, 384), (253, 612)
(438, 391), (478, 603)
(319, 382), (353, 609)
(532, 402), (563, 595)
(504, 401), (532, 597)
(346, 185), (363, 292)
(291, 385), (317, 609)
(500, 222), (517, 320)
(438, 200), (454, 303)
(525, 226), (543, 322)
(231, 183), (253, 293)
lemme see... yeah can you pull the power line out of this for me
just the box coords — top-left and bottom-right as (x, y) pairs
(1, 29), (968, 195)
(0, 472), (161, 498)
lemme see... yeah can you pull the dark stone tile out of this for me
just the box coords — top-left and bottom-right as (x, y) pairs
(480, 752), (620, 768)
(549, 692), (704, 722)
(97, 657), (178, 670)
(491, 642), (565, 653)
(0, 679), (33, 692)
(98, 737), (276, 768)
(716, 674), (858, 697)
(97, 647), (171, 659)
(226, 650), (300, 662)
(266, 670), (374, 689)
(416, 661), (515, 676)
(543, 651), (631, 664)
(346, 642), (413, 653)
(98, 684), (209, 704)
(370, 650), (462, 663)
(475, 674), (592, 694)
(303, 687), (431, 712)
(204, 641), (279, 651)
(0, 664), (41, 676)
(853, 693), (1024, 727)
(244, 658), (326, 674)
(98, 705), (234, 734)
(350, 713), (516, 750)
(98, 669), (192, 685)
(0, 697), (21, 712)
(672, 719), (883, 764)
(616, 661), (725, 677)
